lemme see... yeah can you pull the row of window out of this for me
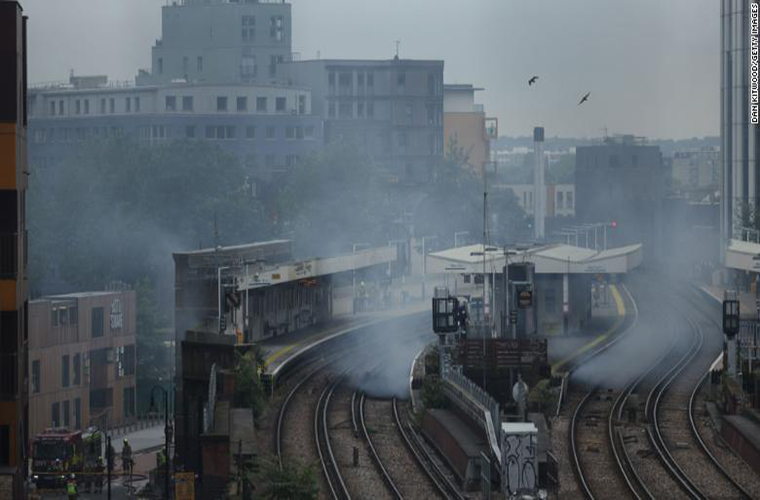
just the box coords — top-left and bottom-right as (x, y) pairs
(32, 123), (316, 144)
(164, 94), (305, 114)
(240, 15), (285, 42)
(327, 70), (442, 96)
(328, 100), (375, 119)
(50, 306), (106, 337)
(47, 96), (143, 117)
(51, 398), (81, 430)
(243, 153), (300, 168)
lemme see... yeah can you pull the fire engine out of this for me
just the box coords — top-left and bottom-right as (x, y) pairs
(31, 427), (102, 489)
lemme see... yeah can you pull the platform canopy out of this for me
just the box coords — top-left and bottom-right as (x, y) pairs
(426, 243), (643, 275)
(724, 238), (760, 272)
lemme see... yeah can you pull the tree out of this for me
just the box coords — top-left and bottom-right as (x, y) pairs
(233, 351), (266, 418)
(254, 457), (319, 500)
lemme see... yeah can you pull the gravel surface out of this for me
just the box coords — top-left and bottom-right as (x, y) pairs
(329, 385), (394, 500)
(363, 398), (444, 499)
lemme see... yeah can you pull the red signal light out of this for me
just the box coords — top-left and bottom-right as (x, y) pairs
(611, 220), (617, 228)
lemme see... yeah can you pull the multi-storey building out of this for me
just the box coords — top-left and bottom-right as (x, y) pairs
(281, 58), (445, 183)
(28, 79), (322, 180)
(575, 135), (665, 260)
(443, 84), (492, 175)
(671, 147), (720, 191)
(0, 2), (28, 498)
(721, 1), (760, 244)
(27, 289), (137, 439)
(138, 0), (293, 87)
(497, 184), (575, 218)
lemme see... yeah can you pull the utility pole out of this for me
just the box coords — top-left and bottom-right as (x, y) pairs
(107, 435), (112, 500)
(483, 160), (488, 390)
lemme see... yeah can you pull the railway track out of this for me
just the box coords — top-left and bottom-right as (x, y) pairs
(571, 279), (759, 500)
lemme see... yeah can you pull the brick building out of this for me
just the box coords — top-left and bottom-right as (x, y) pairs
(27, 290), (137, 439)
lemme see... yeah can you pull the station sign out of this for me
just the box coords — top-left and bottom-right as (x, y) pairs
(518, 290), (533, 309)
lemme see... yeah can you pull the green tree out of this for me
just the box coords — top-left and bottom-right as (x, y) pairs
(233, 351), (266, 418)
(254, 457), (319, 500)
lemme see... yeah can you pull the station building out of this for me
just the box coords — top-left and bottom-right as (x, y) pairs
(172, 239), (396, 473)
(27, 289), (137, 439)
(427, 242), (643, 337)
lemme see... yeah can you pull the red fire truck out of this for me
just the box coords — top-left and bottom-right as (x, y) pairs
(31, 428), (85, 489)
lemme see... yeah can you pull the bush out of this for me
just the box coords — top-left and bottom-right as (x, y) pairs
(421, 375), (448, 410)
(254, 456), (318, 500)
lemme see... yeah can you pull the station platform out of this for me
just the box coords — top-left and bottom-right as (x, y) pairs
(549, 284), (629, 374)
(260, 290), (431, 378)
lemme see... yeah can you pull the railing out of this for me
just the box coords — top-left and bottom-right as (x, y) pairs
(441, 362), (502, 466)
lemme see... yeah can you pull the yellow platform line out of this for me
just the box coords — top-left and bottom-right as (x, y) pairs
(551, 284), (626, 374)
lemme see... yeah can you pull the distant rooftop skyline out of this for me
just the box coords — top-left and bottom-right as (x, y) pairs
(23, 0), (717, 139)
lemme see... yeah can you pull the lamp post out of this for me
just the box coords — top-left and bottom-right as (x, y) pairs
(352, 243), (370, 313)
(217, 266), (230, 333)
(150, 385), (172, 500)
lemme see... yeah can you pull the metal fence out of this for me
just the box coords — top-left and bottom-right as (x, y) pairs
(441, 364), (500, 446)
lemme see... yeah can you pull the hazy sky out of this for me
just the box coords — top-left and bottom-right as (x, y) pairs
(23, 0), (718, 139)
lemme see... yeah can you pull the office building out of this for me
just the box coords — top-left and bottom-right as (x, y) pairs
(575, 135), (665, 260)
(0, 2), (28, 497)
(282, 58), (445, 183)
(721, 1), (760, 245)
(671, 147), (719, 191)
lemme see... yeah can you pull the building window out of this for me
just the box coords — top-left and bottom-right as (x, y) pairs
(567, 191), (574, 209)
(367, 101), (374, 118)
(338, 72), (352, 96)
(99, 98), (105, 114)
(328, 101), (336, 118)
(69, 306), (78, 325)
(241, 55), (257, 79)
(285, 154), (299, 167)
(62, 355), (70, 388)
(73, 353), (81, 385)
(125, 345), (135, 376)
(50, 101), (56, 116)
(185, 125), (196, 138)
(397, 72), (406, 93)
(52, 402), (60, 428)
(270, 16), (283, 41)
(275, 97), (286, 112)
(237, 97), (248, 112)
(265, 126), (275, 140)
(269, 55), (282, 77)
(165, 96), (177, 112)
(75, 100), (81, 115)
(205, 126), (236, 140)
(74, 398), (81, 430)
(31, 360), (40, 394)
(298, 95), (306, 114)
(126, 97), (131, 113)
(59, 100), (64, 115)
(367, 72), (374, 91)
(338, 102), (352, 118)
(328, 71), (335, 91)
(92, 307), (104, 338)
(256, 97), (267, 112)
(182, 96), (193, 112)
(158, 58), (163, 74)
(62, 400), (70, 428)
(304, 126), (315, 139)
(557, 191), (564, 209)
(245, 126), (256, 139)
(83, 100), (89, 114)
(242, 15), (256, 42)
(197, 56), (203, 72)
(285, 126), (295, 139)
(109, 98), (115, 113)
(134, 97), (140, 112)
(217, 96), (228, 112)
(357, 102), (365, 118)
(405, 102), (413, 121)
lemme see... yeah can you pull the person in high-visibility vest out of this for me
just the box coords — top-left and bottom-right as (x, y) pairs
(66, 474), (78, 500)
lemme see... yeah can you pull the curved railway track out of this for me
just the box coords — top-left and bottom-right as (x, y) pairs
(570, 279), (757, 500)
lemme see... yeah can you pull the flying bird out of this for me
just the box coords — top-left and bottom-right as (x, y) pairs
(528, 76), (539, 86)
(578, 92), (591, 106)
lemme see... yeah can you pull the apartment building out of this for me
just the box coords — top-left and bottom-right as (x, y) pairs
(28, 290), (137, 439)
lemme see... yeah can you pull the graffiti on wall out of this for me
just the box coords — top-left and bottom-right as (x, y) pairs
(501, 430), (538, 496)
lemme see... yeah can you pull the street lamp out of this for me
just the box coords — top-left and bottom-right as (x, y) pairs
(150, 385), (172, 500)
(218, 266), (231, 333)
